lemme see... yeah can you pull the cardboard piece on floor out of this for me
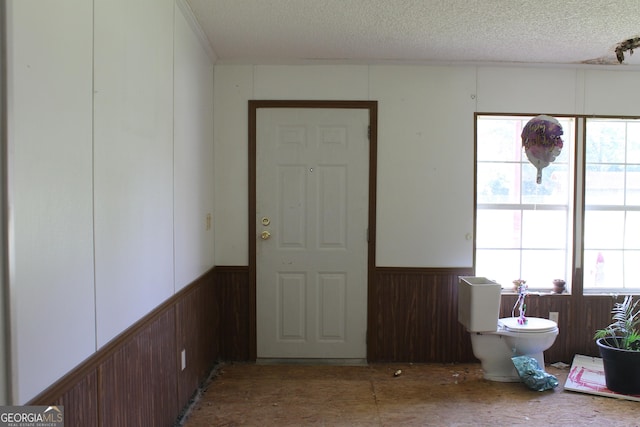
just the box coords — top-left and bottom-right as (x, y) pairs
(564, 354), (640, 402)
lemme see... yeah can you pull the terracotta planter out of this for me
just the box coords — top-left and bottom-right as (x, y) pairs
(596, 337), (640, 395)
(552, 279), (565, 294)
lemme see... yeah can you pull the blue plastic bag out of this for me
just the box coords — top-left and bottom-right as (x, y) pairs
(511, 355), (558, 391)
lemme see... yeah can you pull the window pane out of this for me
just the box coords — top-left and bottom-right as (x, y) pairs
(476, 210), (521, 248)
(522, 163), (571, 205)
(585, 164), (625, 205)
(475, 249), (520, 287)
(625, 212), (640, 249)
(521, 210), (568, 249)
(477, 119), (523, 162)
(477, 163), (520, 204)
(586, 120), (626, 164)
(625, 251), (640, 285)
(627, 165), (640, 206)
(554, 118), (573, 164)
(521, 249), (569, 287)
(583, 211), (624, 249)
(584, 250), (624, 289)
(628, 122), (640, 163)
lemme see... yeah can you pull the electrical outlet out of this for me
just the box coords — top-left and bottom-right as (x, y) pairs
(549, 311), (559, 323)
(181, 349), (186, 371)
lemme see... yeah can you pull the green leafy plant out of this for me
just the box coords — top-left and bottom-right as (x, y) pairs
(594, 296), (640, 350)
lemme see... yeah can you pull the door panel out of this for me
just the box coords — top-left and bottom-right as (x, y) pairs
(256, 108), (369, 359)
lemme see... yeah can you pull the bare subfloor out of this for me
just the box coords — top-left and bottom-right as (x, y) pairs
(178, 362), (638, 426)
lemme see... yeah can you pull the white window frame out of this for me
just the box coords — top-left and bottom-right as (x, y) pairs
(475, 114), (640, 295)
(475, 114), (575, 292)
(582, 117), (640, 294)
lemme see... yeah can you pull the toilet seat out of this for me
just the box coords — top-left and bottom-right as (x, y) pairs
(499, 317), (557, 333)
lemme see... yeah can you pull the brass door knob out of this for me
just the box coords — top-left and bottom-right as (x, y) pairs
(260, 231), (271, 240)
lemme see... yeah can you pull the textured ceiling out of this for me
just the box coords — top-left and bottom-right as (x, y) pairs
(185, 0), (640, 66)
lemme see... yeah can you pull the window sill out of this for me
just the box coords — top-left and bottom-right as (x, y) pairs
(501, 290), (570, 296)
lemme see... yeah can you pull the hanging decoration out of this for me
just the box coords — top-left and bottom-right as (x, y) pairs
(521, 115), (564, 184)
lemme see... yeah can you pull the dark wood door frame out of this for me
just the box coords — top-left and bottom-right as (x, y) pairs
(248, 100), (378, 360)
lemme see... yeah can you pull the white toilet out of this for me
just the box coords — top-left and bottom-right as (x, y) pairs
(458, 276), (559, 382)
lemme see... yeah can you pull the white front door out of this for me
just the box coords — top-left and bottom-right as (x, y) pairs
(256, 108), (369, 359)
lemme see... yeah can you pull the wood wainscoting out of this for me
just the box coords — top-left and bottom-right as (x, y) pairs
(369, 267), (475, 362)
(370, 267), (617, 365)
(214, 266), (251, 360)
(28, 266), (251, 426)
(26, 264), (620, 425)
(500, 292), (617, 363)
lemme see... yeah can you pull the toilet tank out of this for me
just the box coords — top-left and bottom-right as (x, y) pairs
(458, 276), (501, 332)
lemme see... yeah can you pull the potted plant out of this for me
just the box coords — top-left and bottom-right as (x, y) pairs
(594, 295), (640, 394)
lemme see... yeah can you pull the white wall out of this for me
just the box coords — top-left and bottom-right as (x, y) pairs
(370, 65), (476, 266)
(6, 0), (214, 404)
(212, 66), (253, 265)
(475, 67), (580, 114)
(583, 69), (640, 116)
(93, 0), (175, 347)
(213, 63), (640, 269)
(7, 0), (95, 404)
(174, 2), (215, 290)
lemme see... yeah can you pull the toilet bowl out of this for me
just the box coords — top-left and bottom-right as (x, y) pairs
(457, 277), (559, 382)
(469, 316), (559, 382)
